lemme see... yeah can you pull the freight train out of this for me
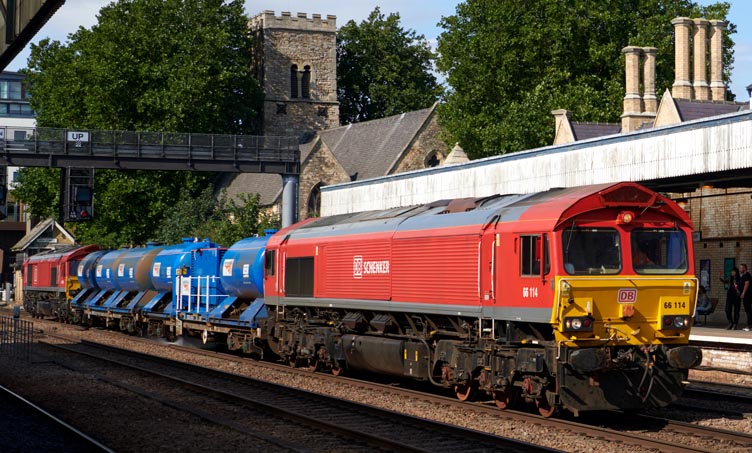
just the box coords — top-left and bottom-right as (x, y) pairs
(22, 182), (702, 416)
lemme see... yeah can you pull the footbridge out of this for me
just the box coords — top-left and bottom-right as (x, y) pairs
(321, 109), (752, 216)
(0, 126), (301, 225)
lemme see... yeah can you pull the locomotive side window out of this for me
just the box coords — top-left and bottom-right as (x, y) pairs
(631, 229), (688, 274)
(69, 260), (80, 277)
(562, 228), (621, 275)
(265, 250), (276, 277)
(26, 265), (33, 286)
(521, 235), (542, 276)
(50, 267), (58, 286)
(285, 257), (314, 297)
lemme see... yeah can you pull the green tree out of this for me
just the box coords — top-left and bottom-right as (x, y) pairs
(16, 0), (263, 246)
(155, 189), (279, 246)
(337, 7), (443, 124)
(436, 0), (735, 158)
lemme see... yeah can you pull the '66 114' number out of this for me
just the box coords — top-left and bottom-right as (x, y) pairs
(663, 301), (686, 309)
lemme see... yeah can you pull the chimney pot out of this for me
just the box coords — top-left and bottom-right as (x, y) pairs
(622, 46), (643, 114)
(709, 20), (727, 101)
(671, 17), (694, 99)
(692, 18), (710, 100)
(642, 47), (658, 113)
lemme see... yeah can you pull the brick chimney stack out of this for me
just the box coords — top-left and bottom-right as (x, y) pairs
(643, 47), (658, 113)
(709, 20), (726, 101)
(671, 17), (694, 99)
(622, 46), (643, 115)
(692, 18), (710, 100)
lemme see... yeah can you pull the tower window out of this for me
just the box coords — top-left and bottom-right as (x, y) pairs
(317, 106), (328, 116)
(302, 66), (311, 98)
(276, 103), (287, 114)
(290, 65), (298, 98)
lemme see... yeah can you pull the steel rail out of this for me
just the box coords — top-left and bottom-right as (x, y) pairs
(0, 383), (114, 452)
(41, 334), (548, 453)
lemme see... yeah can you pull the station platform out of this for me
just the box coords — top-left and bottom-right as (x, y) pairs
(690, 321), (752, 346)
(688, 320), (752, 375)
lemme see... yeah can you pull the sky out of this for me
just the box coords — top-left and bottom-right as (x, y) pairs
(5, 0), (751, 101)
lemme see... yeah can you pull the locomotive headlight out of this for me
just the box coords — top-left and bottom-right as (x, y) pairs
(562, 316), (594, 332)
(662, 315), (690, 330)
(561, 281), (571, 296)
(618, 211), (635, 224)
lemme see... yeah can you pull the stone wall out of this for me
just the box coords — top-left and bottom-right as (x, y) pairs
(392, 111), (447, 173)
(298, 143), (350, 220)
(250, 11), (339, 138)
(686, 188), (752, 324)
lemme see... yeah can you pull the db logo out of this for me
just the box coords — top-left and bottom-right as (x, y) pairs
(353, 256), (363, 279)
(617, 288), (637, 303)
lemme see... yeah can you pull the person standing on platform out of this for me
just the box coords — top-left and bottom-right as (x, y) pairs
(721, 267), (742, 330)
(740, 264), (752, 331)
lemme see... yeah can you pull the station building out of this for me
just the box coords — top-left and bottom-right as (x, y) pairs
(316, 16), (752, 325)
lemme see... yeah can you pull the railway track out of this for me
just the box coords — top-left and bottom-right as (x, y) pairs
(39, 329), (752, 452)
(0, 383), (112, 452)
(40, 333), (548, 453)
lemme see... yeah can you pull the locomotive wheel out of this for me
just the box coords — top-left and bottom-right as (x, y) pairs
(493, 388), (517, 410)
(454, 383), (476, 402)
(535, 391), (556, 418)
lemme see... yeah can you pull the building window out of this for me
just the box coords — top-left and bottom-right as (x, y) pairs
(317, 106), (328, 117)
(301, 65), (311, 98)
(307, 183), (322, 218)
(276, 103), (287, 114)
(290, 65), (298, 98)
(425, 152), (441, 168)
(9, 81), (22, 100)
(0, 81), (8, 99)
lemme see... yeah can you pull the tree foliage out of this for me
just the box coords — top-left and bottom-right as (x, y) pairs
(436, 0), (735, 158)
(337, 7), (443, 124)
(16, 0), (264, 247)
(155, 188), (279, 246)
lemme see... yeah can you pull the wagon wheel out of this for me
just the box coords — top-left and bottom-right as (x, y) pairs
(454, 382), (476, 402)
(493, 388), (517, 410)
(535, 391), (556, 418)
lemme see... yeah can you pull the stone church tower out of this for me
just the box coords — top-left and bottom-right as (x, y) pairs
(249, 11), (340, 138)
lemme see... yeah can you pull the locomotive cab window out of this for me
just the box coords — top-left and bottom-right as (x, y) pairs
(563, 228), (621, 275)
(265, 250), (276, 277)
(631, 229), (688, 274)
(520, 235), (550, 276)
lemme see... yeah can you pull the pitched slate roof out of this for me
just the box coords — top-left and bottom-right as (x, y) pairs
(219, 105), (436, 206)
(674, 98), (748, 122)
(571, 122), (621, 141)
(318, 106), (435, 180)
(11, 218), (75, 252)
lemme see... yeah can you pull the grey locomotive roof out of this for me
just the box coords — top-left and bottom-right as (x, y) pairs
(292, 190), (562, 240)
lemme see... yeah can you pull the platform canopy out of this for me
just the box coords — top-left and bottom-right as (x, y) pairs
(0, 0), (65, 70)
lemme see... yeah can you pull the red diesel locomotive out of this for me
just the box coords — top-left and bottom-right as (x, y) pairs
(260, 182), (702, 416)
(22, 245), (100, 320)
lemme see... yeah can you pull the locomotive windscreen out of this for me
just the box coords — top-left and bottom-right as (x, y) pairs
(631, 229), (688, 274)
(563, 228), (621, 275)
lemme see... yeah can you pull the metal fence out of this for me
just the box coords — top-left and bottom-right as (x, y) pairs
(0, 315), (33, 361)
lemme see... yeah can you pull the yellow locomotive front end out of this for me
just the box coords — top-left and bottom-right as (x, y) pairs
(549, 220), (702, 414)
